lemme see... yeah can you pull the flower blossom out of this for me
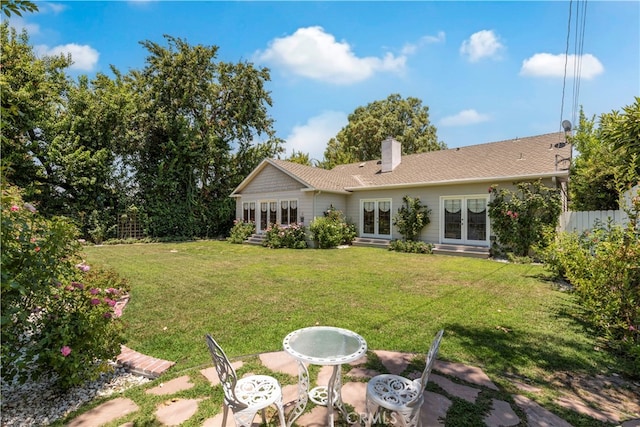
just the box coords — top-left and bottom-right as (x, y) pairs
(104, 298), (116, 307)
(10, 205), (19, 211)
(90, 298), (101, 305)
(75, 262), (90, 272)
(60, 346), (72, 357)
(103, 312), (112, 319)
(90, 288), (100, 295)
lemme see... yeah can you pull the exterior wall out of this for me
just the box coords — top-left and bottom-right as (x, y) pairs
(232, 164), (349, 232)
(242, 164), (303, 194)
(344, 177), (558, 245)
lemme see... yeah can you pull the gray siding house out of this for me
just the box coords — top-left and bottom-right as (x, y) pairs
(230, 132), (571, 249)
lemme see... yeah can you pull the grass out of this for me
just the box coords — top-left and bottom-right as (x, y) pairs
(73, 240), (631, 426)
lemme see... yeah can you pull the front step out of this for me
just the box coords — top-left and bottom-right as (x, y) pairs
(432, 244), (490, 259)
(352, 237), (390, 249)
(245, 233), (265, 246)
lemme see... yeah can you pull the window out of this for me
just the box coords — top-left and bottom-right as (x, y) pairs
(280, 200), (298, 225)
(242, 202), (255, 223)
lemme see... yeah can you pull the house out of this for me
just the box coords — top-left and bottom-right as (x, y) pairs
(230, 132), (571, 254)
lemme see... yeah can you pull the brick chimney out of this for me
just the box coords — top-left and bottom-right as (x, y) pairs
(381, 137), (401, 172)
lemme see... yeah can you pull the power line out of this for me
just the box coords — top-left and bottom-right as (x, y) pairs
(560, 0), (573, 132)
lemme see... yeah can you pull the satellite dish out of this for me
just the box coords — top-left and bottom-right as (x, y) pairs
(562, 120), (572, 132)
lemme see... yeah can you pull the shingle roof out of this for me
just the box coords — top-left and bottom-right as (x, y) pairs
(235, 132), (571, 194)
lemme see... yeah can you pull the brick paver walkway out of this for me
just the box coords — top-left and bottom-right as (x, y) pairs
(65, 348), (640, 426)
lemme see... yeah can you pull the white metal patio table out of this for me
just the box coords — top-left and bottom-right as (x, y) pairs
(283, 326), (367, 427)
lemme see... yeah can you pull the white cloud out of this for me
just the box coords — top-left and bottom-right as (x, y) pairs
(440, 109), (491, 127)
(7, 16), (40, 35)
(402, 31), (446, 55)
(256, 26), (406, 85)
(460, 30), (504, 62)
(285, 111), (348, 160)
(520, 53), (604, 79)
(41, 2), (67, 14)
(35, 43), (100, 71)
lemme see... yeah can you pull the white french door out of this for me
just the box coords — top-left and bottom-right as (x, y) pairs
(258, 200), (277, 232)
(361, 199), (392, 238)
(441, 196), (489, 245)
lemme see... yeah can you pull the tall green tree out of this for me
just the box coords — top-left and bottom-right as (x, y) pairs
(322, 94), (445, 168)
(1, 23), (133, 239)
(125, 36), (283, 238)
(1, 22), (71, 199)
(600, 97), (640, 180)
(569, 101), (639, 211)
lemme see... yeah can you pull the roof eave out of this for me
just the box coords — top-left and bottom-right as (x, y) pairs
(300, 188), (352, 195)
(344, 171), (570, 191)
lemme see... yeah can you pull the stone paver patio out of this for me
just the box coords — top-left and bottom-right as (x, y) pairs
(65, 348), (640, 426)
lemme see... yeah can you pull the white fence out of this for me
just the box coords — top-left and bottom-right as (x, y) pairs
(558, 184), (638, 234)
(558, 210), (629, 234)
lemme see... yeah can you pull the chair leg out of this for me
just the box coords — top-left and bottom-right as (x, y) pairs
(364, 397), (379, 427)
(222, 405), (229, 427)
(395, 406), (421, 427)
(275, 399), (287, 427)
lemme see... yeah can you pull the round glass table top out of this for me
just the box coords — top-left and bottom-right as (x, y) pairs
(283, 326), (367, 365)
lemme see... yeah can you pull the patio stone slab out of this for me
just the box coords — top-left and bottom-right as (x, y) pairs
(145, 375), (194, 395)
(430, 373), (481, 403)
(260, 351), (299, 376)
(341, 381), (367, 415)
(373, 350), (416, 375)
(622, 419), (640, 427)
(513, 394), (573, 427)
(422, 390), (452, 427)
(67, 397), (139, 427)
(556, 395), (620, 423)
(154, 398), (202, 426)
(434, 360), (499, 390)
(484, 399), (520, 427)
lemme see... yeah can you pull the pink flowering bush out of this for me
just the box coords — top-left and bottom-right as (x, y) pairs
(1, 183), (127, 389)
(488, 180), (561, 258)
(264, 223), (307, 249)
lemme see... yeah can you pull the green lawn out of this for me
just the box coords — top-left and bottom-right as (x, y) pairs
(82, 240), (621, 390)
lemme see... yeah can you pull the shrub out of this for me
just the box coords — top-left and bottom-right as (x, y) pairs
(309, 206), (356, 249)
(542, 189), (640, 373)
(1, 183), (126, 389)
(263, 223), (307, 249)
(488, 180), (561, 258)
(393, 195), (431, 241)
(389, 240), (433, 254)
(227, 220), (255, 244)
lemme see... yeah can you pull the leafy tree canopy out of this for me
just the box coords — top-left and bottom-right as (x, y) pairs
(322, 94), (445, 169)
(123, 35), (284, 238)
(1, 0), (37, 17)
(569, 99), (639, 211)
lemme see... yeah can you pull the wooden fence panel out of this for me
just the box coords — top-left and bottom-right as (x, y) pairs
(559, 210), (629, 234)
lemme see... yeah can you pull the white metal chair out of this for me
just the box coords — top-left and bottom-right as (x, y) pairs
(365, 329), (444, 427)
(205, 334), (286, 427)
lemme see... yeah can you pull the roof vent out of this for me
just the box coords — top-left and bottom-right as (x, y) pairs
(381, 137), (401, 172)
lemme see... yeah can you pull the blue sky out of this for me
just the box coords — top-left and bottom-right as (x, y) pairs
(9, 1), (640, 161)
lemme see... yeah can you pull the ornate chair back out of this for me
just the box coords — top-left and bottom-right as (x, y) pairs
(205, 334), (247, 411)
(408, 329), (444, 407)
